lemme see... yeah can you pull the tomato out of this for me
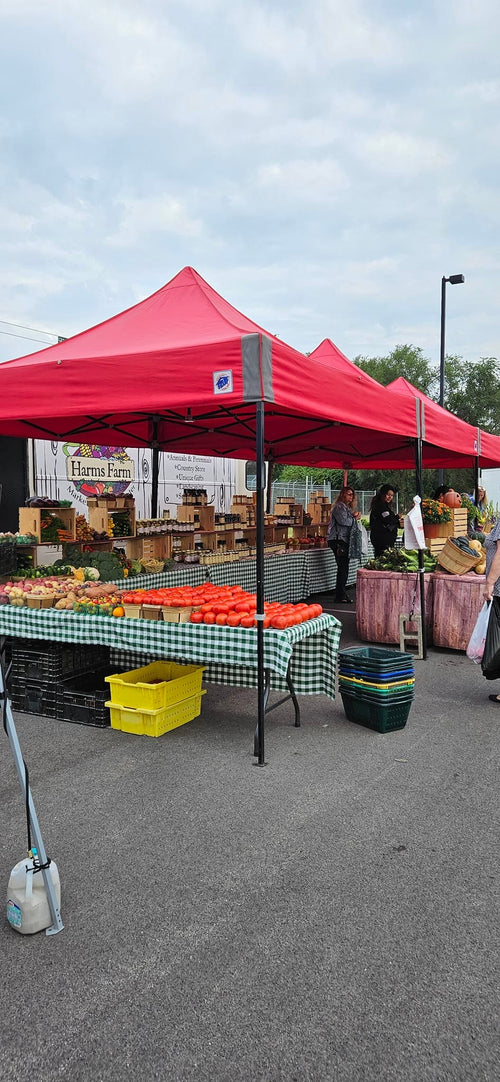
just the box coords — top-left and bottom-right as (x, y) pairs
(190, 611), (203, 623)
(271, 616), (288, 630)
(235, 602), (252, 613)
(203, 612), (216, 624)
(240, 614), (256, 628)
(262, 615), (271, 629)
(215, 613), (228, 625)
(226, 613), (241, 627)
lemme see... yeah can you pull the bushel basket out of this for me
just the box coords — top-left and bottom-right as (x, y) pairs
(437, 538), (481, 575)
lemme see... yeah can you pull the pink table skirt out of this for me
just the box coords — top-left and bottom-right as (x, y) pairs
(356, 569), (434, 645)
(356, 568), (486, 651)
(431, 571), (486, 651)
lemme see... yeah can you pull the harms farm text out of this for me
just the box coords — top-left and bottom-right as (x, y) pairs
(65, 456), (135, 482)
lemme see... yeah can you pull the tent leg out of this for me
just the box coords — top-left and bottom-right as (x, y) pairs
(151, 447), (159, 518)
(414, 438), (427, 660)
(255, 401), (266, 765)
(266, 459), (274, 515)
(0, 642), (63, 935)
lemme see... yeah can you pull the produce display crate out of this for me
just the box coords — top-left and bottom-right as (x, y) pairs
(10, 639), (108, 683)
(105, 660), (205, 710)
(424, 537), (447, 558)
(340, 689), (412, 733)
(58, 671), (113, 728)
(18, 507), (76, 544)
(437, 539), (481, 575)
(142, 604), (163, 621)
(106, 691), (206, 737)
(141, 536), (169, 560)
(88, 503), (136, 539)
(161, 605), (198, 623)
(25, 594), (56, 609)
(122, 603), (143, 619)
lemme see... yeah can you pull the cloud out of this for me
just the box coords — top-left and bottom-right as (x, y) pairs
(106, 195), (203, 247)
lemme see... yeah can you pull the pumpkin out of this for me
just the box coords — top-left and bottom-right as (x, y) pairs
(442, 490), (462, 508)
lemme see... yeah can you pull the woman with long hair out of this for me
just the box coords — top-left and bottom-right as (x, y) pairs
(369, 484), (400, 558)
(327, 486), (361, 603)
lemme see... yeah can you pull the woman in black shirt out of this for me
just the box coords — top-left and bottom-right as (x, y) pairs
(369, 484), (400, 558)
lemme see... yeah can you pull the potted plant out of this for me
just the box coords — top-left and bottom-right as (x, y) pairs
(421, 497), (452, 538)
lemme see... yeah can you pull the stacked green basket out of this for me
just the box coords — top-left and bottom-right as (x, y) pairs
(338, 646), (415, 733)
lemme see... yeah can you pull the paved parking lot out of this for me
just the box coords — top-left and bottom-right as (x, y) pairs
(1, 601), (499, 1081)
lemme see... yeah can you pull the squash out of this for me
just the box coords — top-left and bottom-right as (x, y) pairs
(443, 490), (462, 508)
(468, 540), (483, 554)
(475, 558), (486, 575)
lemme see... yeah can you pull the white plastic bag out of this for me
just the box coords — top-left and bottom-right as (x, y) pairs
(466, 601), (491, 663)
(359, 521), (369, 557)
(404, 495), (427, 551)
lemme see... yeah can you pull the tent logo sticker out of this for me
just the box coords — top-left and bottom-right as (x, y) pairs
(213, 370), (233, 395)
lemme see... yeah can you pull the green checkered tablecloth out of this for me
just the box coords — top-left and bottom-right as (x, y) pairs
(116, 552), (307, 602)
(115, 549), (364, 602)
(0, 608), (341, 699)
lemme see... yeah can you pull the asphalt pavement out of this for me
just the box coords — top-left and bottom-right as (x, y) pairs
(1, 593), (499, 1082)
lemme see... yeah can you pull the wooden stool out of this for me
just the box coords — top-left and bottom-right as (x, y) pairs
(399, 613), (423, 659)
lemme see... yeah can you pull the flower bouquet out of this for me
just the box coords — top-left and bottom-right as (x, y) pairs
(421, 498), (452, 538)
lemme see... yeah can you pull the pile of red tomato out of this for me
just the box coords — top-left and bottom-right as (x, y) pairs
(120, 583), (322, 629)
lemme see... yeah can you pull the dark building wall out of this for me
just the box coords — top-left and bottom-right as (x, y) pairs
(0, 438), (29, 531)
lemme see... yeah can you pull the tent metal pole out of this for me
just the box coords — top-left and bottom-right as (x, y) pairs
(266, 459), (274, 515)
(414, 437), (427, 659)
(151, 420), (159, 519)
(255, 401), (266, 765)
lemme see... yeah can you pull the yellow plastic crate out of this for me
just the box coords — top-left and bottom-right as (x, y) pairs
(105, 661), (205, 710)
(106, 690), (206, 737)
(339, 673), (415, 691)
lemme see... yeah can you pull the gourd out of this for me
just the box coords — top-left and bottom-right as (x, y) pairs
(443, 490), (462, 508)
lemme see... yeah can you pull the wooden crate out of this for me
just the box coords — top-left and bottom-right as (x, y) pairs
(141, 536), (169, 560)
(19, 507), (76, 543)
(88, 504), (136, 538)
(177, 505), (195, 523)
(452, 508), (468, 534)
(424, 536), (447, 557)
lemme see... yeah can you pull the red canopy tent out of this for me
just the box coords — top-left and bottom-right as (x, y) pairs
(0, 268), (420, 466)
(309, 340), (500, 470)
(386, 376), (500, 470)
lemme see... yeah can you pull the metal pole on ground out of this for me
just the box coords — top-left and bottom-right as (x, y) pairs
(0, 644), (63, 935)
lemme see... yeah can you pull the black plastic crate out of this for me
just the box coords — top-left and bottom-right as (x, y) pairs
(58, 670), (113, 727)
(11, 680), (61, 719)
(10, 640), (108, 683)
(0, 542), (16, 575)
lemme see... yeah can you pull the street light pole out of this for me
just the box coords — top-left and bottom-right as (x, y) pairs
(438, 273), (465, 484)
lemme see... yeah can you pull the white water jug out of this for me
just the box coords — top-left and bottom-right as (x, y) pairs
(7, 854), (61, 935)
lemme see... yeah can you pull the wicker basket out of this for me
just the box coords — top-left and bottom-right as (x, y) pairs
(437, 538), (481, 575)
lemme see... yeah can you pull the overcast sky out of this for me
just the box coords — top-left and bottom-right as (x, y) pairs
(0, 0), (498, 369)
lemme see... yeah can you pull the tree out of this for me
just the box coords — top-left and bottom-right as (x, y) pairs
(354, 345), (437, 396)
(443, 356), (500, 432)
(271, 346), (499, 509)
